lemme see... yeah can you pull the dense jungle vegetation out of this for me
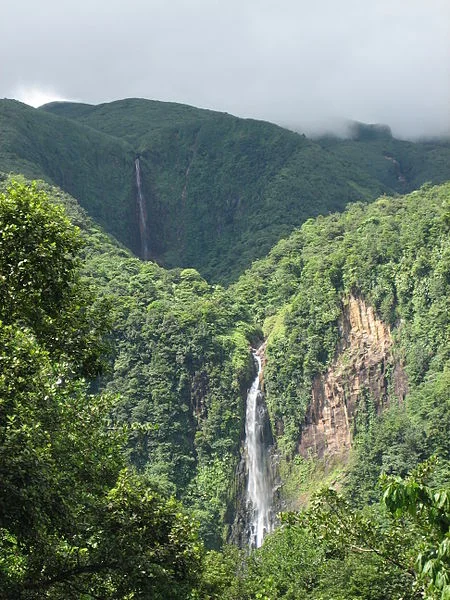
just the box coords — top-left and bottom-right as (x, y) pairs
(0, 97), (449, 600)
(1, 173), (449, 598)
(1, 98), (450, 282)
(0, 180), (203, 598)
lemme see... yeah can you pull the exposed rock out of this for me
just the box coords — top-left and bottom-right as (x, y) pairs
(298, 295), (407, 460)
(191, 370), (209, 418)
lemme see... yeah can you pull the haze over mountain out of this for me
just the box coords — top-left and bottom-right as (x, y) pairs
(3, 0), (449, 139)
(1, 97), (449, 283)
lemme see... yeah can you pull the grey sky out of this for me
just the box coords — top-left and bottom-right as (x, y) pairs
(2, 0), (449, 138)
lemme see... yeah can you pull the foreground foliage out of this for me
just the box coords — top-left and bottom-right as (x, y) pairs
(1, 175), (449, 599)
(383, 460), (450, 599)
(0, 181), (203, 598)
(198, 463), (448, 600)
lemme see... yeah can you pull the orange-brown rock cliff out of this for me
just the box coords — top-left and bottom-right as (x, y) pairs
(298, 295), (407, 459)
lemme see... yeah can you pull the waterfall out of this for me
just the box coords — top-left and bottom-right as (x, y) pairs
(134, 157), (150, 260)
(245, 351), (274, 548)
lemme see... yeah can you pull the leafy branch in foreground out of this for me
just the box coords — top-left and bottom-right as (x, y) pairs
(282, 487), (415, 577)
(382, 459), (450, 600)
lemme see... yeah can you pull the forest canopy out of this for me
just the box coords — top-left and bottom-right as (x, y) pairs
(0, 180), (203, 599)
(0, 176), (449, 599)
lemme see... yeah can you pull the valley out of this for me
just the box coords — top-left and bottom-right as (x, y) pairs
(0, 99), (449, 599)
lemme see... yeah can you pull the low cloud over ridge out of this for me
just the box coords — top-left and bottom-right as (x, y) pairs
(2, 0), (449, 139)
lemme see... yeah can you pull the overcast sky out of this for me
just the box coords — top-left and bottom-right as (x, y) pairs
(2, 0), (449, 139)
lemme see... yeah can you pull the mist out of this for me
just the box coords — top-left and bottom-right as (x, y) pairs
(2, 0), (449, 139)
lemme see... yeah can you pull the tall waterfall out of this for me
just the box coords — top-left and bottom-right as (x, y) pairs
(245, 351), (274, 548)
(134, 157), (150, 260)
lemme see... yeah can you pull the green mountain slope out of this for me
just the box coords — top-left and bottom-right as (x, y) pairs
(0, 100), (141, 252)
(233, 181), (450, 505)
(42, 99), (450, 282)
(41, 97), (218, 142)
(1, 98), (449, 285)
(14, 172), (447, 542)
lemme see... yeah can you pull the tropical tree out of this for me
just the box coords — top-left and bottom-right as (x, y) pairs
(0, 180), (203, 598)
(383, 460), (450, 599)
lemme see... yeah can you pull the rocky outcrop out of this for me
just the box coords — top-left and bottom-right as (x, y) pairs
(298, 295), (407, 459)
(384, 154), (407, 184)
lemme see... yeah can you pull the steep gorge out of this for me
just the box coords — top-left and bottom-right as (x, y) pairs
(224, 181), (450, 538)
(232, 295), (408, 542)
(4, 169), (447, 555)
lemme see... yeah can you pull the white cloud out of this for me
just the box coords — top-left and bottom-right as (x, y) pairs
(1, 0), (449, 138)
(12, 86), (68, 108)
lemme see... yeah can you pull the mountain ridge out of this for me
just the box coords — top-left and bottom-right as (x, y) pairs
(1, 97), (450, 283)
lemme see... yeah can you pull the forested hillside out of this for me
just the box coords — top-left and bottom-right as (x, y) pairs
(233, 182), (450, 499)
(0, 179), (204, 598)
(1, 98), (449, 282)
(0, 174), (259, 549)
(87, 178), (450, 598)
(0, 149), (449, 596)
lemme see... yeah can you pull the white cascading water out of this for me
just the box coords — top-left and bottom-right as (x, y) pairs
(134, 158), (150, 260)
(245, 352), (273, 548)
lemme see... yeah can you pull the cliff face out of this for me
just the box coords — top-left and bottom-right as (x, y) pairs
(298, 295), (407, 459)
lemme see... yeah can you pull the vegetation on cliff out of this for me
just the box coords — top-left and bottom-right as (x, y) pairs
(0, 166), (448, 598)
(233, 183), (449, 471)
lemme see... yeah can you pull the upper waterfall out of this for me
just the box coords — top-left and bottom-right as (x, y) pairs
(245, 350), (274, 548)
(134, 157), (150, 260)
